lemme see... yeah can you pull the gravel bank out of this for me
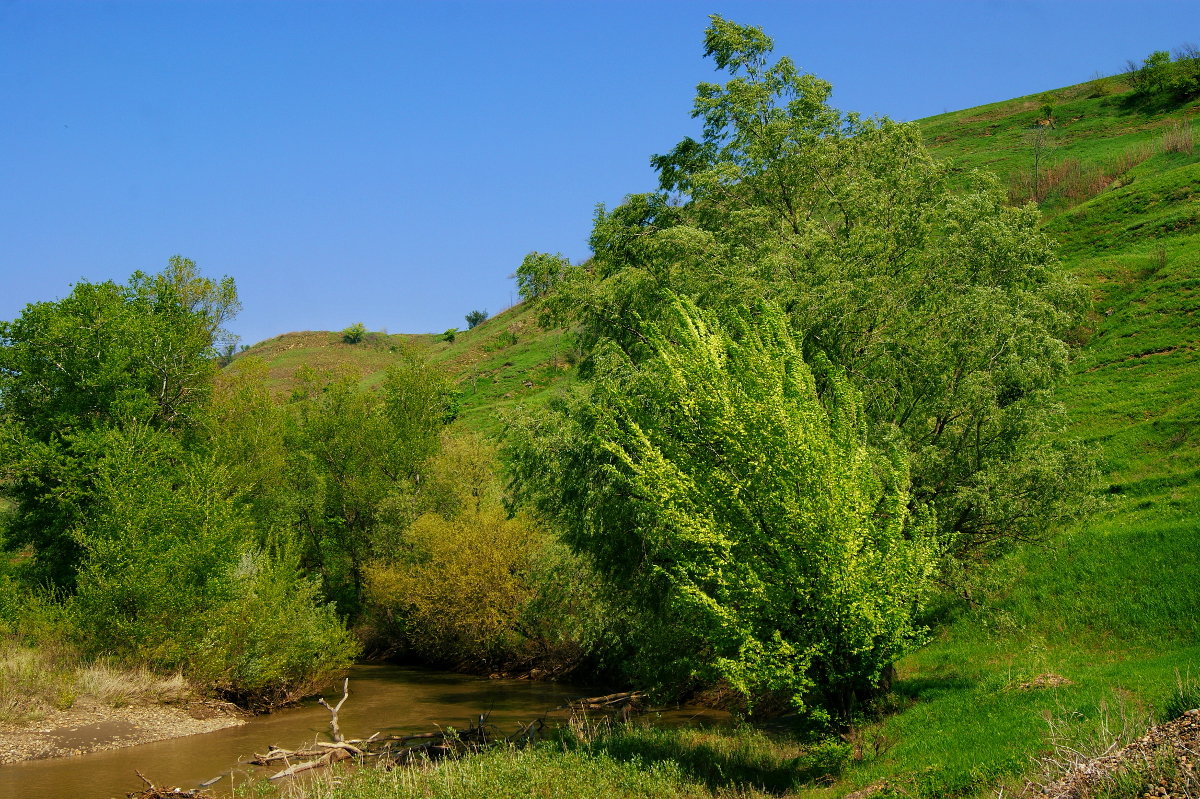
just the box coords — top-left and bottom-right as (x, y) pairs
(0, 699), (245, 764)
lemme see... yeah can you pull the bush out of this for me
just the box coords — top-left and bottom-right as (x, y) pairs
(193, 546), (358, 707)
(465, 309), (487, 329)
(364, 433), (613, 675)
(70, 424), (356, 705)
(342, 322), (367, 344)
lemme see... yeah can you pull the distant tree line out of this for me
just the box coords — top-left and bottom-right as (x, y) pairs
(1126, 45), (1200, 100)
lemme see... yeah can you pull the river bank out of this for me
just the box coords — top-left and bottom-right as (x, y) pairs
(0, 642), (247, 765)
(0, 696), (245, 764)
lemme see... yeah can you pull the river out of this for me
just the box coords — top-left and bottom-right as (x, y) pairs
(1, 664), (726, 799)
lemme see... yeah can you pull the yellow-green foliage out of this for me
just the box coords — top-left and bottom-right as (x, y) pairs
(510, 297), (939, 716)
(365, 433), (612, 674)
(366, 509), (540, 669)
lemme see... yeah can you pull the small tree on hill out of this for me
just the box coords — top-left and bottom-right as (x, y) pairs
(465, 309), (487, 329)
(514, 252), (569, 300)
(341, 322), (367, 344)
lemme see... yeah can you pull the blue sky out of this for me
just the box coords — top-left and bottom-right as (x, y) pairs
(3, 0), (1198, 346)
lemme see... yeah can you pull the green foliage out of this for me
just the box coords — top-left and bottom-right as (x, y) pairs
(365, 509), (541, 669)
(464, 309), (487, 329)
(554, 16), (1095, 561)
(68, 423), (356, 704)
(285, 357), (453, 615)
(342, 322), (367, 344)
(514, 251), (569, 300)
(1126, 46), (1200, 101)
(442, 327), (458, 344)
(510, 298), (937, 715)
(0, 257), (239, 587)
(364, 433), (612, 675)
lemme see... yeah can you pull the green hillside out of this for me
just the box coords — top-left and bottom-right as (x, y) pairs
(235, 299), (576, 434)
(823, 76), (1200, 796)
(232, 72), (1200, 797)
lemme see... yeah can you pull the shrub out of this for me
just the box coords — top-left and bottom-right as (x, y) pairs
(70, 424), (356, 705)
(465, 309), (487, 329)
(342, 322), (367, 344)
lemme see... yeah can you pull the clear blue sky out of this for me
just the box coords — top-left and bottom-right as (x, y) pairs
(3, 0), (1197, 346)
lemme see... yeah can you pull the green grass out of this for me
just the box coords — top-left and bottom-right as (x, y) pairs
(806, 73), (1200, 799)
(235, 302), (579, 435)
(247, 724), (839, 799)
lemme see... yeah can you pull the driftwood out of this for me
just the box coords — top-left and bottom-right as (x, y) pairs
(317, 677), (350, 742)
(566, 690), (647, 711)
(246, 681), (549, 781)
(126, 770), (212, 799)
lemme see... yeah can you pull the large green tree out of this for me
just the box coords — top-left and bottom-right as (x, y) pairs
(546, 16), (1096, 560)
(510, 298), (937, 716)
(0, 257), (240, 585)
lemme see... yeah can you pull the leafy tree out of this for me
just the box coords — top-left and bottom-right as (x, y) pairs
(341, 322), (367, 344)
(70, 421), (356, 705)
(441, 327), (458, 344)
(509, 298), (937, 716)
(365, 433), (613, 675)
(548, 15), (1095, 560)
(285, 357), (454, 615)
(514, 252), (570, 300)
(465, 309), (488, 329)
(0, 257), (239, 586)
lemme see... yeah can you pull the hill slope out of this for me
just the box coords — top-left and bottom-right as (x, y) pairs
(234, 72), (1200, 796)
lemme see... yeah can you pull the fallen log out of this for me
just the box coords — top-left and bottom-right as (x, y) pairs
(566, 690), (647, 710)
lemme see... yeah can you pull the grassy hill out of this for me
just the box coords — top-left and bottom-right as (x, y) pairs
(235, 299), (575, 434)
(828, 75), (1200, 796)
(234, 72), (1200, 796)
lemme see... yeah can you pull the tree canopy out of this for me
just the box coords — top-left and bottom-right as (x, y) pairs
(0, 257), (240, 585)
(543, 15), (1096, 561)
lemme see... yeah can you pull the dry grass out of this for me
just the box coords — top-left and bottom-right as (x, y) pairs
(1008, 143), (1157, 207)
(1162, 120), (1194, 155)
(0, 643), (193, 724)
(75, 663), (190, 708)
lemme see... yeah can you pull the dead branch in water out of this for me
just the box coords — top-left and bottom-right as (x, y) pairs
(316, 677), (349, 743)
(126, 770), (212, 799)
(246, 681), (550, 781)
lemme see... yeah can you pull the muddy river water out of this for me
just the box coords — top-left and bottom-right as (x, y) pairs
(1, 664), (726, 799)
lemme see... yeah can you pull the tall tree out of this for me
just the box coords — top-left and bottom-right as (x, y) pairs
(510, 298), (937, 716)
(284, 355), (454, 615)
(0, 257), (239, 586)
(546, 16), (1095, 559)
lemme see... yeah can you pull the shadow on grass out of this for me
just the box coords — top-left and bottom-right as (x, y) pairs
(1116, 90), (1197, 117)
(891, 675), (975, 702)
(569, 725), (846, 794)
